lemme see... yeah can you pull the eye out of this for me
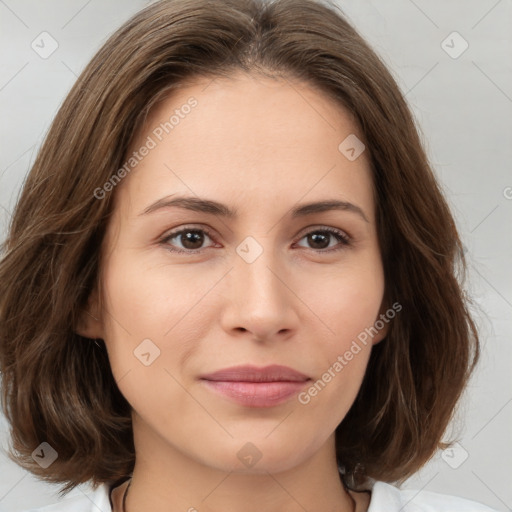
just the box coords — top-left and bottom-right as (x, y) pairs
(294, 227), (351, 253)
(160, 226), (217, 253)
(159, 225), (351, 254)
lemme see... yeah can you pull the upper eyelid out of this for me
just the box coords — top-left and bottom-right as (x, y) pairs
(162, 224), (350, 239)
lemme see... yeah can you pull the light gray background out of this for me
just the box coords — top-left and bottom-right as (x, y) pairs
(0, 0), (511, 511)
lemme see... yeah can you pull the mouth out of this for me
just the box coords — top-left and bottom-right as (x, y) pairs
(199, 364), (311, 408)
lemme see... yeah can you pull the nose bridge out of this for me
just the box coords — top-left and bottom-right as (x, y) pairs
(226, 233), (294, 337)
(235, 234), (283, 302)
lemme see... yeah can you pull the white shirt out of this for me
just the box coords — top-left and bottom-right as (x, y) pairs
(24, 480), (499, 511)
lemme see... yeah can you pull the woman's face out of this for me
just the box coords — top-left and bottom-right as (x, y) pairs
(82, 71), (388, 474)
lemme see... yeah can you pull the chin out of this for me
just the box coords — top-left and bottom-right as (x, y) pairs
(194, 436), (316, 475)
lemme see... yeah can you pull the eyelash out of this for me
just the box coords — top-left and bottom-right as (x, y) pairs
(159, 225), (352, 254)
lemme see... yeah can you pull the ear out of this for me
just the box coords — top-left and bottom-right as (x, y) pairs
(75, 287), (104, 340)
(371, 301), (392, 346)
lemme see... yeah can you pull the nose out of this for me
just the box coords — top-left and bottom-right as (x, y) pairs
(220, 239), (298, 342)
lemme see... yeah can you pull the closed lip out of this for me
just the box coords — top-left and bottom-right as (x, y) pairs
(199, 364), (310, 383)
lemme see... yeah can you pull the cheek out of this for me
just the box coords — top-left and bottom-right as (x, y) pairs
(101, 251), (206, 339)
(291, 339), (372, 463)
(305, 256), (385, 341)
(297, 333), (372, 439)
(99, 255), (179, 381)
(99, 260), (201, 425)
(295, 258), (384, 416)
(99, 252), (220, 402)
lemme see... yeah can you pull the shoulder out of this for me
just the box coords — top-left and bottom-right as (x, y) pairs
(369, 481), (500, 512)
(21, 483), (112, 512)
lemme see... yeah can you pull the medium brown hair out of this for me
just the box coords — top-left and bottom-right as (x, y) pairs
(0, 0), (479, 496)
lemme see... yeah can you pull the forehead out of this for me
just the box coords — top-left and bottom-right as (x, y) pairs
(117, 71), (374, 221)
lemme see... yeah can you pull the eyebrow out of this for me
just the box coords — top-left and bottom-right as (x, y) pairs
(139, 195), (369, 223)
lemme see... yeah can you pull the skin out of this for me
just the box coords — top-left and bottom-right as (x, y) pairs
(78, 71), (388, 512)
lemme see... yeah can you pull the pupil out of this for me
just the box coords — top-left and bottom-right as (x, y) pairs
(182, 231), (204, 249)
(309, 232), (329, 249)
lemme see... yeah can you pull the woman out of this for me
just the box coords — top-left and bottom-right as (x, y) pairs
(0, 0), (498, 510)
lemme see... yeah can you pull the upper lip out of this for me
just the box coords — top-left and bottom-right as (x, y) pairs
(200, 364), (310, 383)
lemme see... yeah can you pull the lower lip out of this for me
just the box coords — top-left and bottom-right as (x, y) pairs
(201, 380), (309, 408)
